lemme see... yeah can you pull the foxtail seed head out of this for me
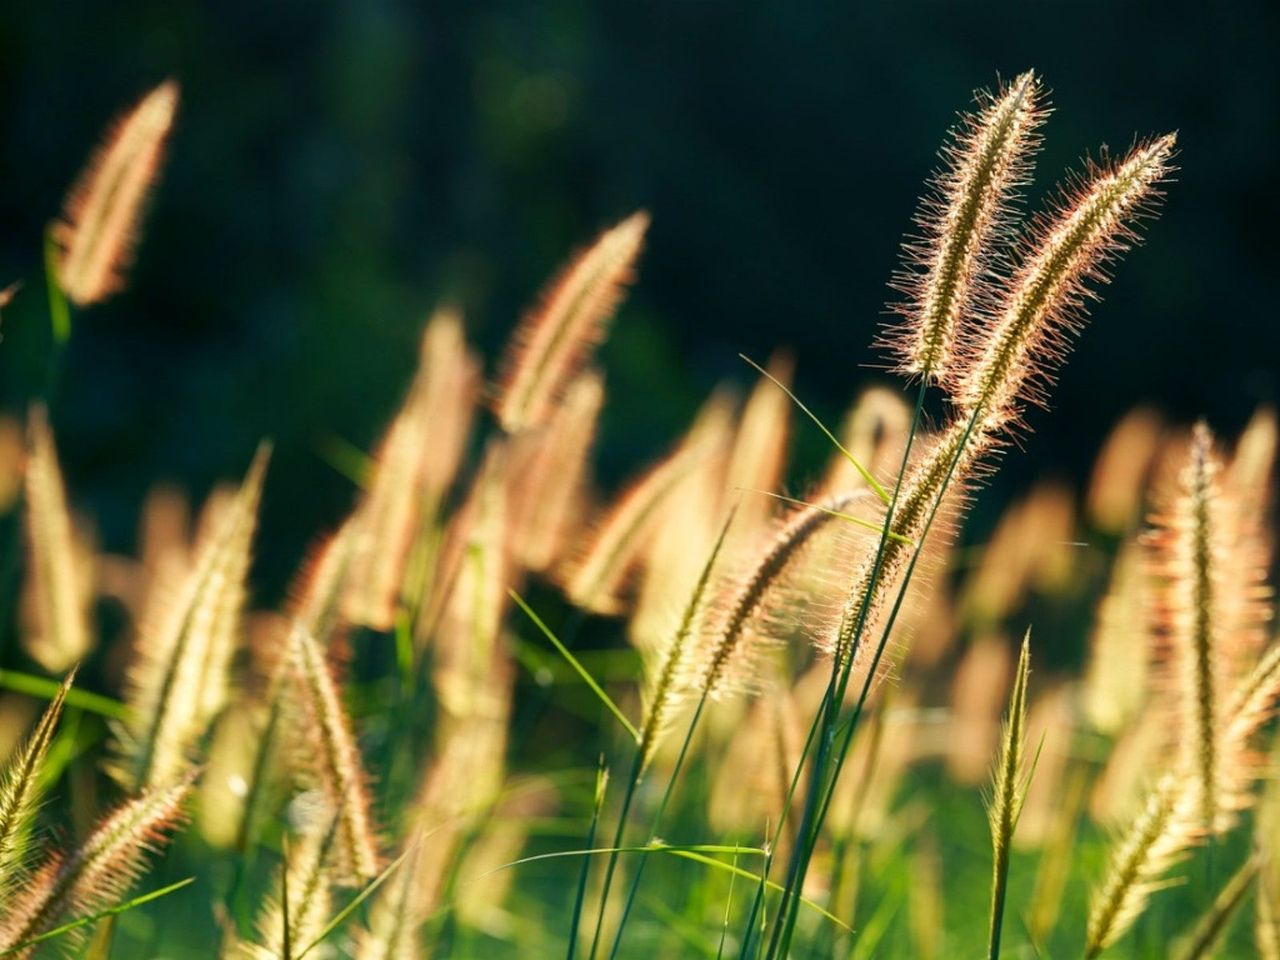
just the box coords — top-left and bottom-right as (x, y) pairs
(952, 136), (1176, 431)
(0, 774), (193, 956)
(116, 444), (268, 791)
(52, 81), (179, 306)
(882, 70), (1046, 382)
(1085, 773), (1203, 957)
(0, 670), (75, 896)
(285, 623), (380, 885)
(496, 212), (648, 433)
(21, 406), (95, 672)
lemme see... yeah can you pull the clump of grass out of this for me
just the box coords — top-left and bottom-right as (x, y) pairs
(9, 66), (1280, 960)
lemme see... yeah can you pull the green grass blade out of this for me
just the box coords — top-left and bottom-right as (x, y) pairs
(510, 590), (639, 743)
(42, 227), (71, 346)
(295, 847), (412, 958)
(0, 669), (127, 720)
(739, 353), (891, 504)
(314, 430), (373, 486)
(568, 760), (609, 960)
(0, 877), (193, 956)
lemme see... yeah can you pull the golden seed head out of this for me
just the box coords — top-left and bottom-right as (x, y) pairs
(53, 80), (179, 306)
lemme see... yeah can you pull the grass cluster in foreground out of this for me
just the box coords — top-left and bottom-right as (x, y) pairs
(0, 69), (1276, 959)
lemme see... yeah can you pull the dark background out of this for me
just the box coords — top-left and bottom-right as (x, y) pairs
(1, 1), (1276, 601)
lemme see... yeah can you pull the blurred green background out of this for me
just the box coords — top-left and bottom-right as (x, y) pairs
(1, 1), (1276, 600)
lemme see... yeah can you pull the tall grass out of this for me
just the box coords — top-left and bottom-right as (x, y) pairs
(0, 69), (1276, 959)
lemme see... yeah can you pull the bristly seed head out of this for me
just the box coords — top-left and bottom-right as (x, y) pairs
(52, 81), (179, 307)
(496, 212), (648, 434)
(951, 135), (1177, 431)
(881, 70), (1047, 383)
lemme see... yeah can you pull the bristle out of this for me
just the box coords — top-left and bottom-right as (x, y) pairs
(826, 137), (1175, 705)
(880, 70), (1046, 382)
(507, 369), (605, 573)
(20, 405), (95, 672)
(52, 80), (179, 306)
(951, 136), (1176, 431)
(826, 422), (976, 665)
(0, 774), (192, 955)
(0, 670), (75, 896)
(285, 624), (380, 885)
(289, 521), (361, 652)
(496, 212), (649, 433)
(1085, 773), (1203, 957)
(1216, 644), (1280, 826)
(115, 444), (268, 790)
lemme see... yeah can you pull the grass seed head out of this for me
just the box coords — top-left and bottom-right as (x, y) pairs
(52, 80), (179, 306)
(496, 211), (648, 433)
(881, 70), (1047, 383)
